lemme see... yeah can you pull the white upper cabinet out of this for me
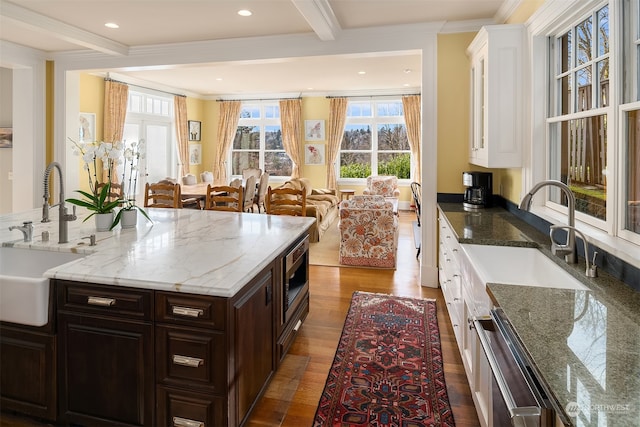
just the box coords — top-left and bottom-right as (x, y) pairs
(467, 24), (525, 168)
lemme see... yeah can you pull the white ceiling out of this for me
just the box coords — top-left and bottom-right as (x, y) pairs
(0, 0), (515, 97)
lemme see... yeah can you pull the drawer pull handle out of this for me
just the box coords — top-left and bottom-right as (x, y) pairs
(172, 306), (204, 318)
(87, 296), (115, 306)
(293, 319), (302, 332)
(173, 416), (204, 427)
(173, 354), (204, 368)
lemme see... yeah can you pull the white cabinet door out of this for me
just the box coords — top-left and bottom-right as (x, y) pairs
(467, 24), (525, 168)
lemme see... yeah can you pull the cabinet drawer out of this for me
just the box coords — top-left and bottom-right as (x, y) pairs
(277, 292), (309, 363)
(156, 292), (226, 330)
(157, 386), (226, 427)
(57, 280), (152, 320)
(156, 325), (226, 393)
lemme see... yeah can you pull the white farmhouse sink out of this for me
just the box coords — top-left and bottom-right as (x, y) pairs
(0, 247), (85, 326)
(461, 244), (589, 291)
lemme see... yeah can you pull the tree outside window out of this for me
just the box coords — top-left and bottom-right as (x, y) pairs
(339, 100), (411, 179)
(231, 104), (292, 177)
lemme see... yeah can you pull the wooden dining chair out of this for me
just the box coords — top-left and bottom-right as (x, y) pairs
(144, 181), (182, 208)
(266, 186), (306, 216)
(242, 175), (257, 212)
(204, 185), (243, 212)
(95, 182), (123, 202)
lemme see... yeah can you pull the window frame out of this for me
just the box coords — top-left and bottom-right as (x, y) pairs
(229, 102), (291, 180)
(527, 0), (640, 262)
(337, 98), (412, 185)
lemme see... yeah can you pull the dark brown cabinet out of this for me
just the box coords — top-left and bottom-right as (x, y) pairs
(56, 281), (155, 427)
(0, 324), (57, 421)
(2, 231), (309, 427)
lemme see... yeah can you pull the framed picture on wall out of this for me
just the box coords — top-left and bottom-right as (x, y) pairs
(188, 120), (201, 141)
(305, 144), (325, 165)
(0, 128), (13, 148)
(79, 112), (96, 142)
(305, 120), (325, 141)
(189, 144), (202, 165)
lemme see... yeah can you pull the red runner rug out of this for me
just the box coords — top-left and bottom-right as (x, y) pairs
(313, 291), (455, 427)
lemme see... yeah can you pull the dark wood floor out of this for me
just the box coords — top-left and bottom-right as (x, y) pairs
(1, 211), (480, 427)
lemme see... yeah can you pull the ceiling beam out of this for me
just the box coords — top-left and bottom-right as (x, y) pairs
(291, 0), (341, 41)
(0, 0), (129, 56)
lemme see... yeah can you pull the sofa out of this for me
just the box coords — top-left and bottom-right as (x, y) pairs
(277, 178), (339, 243)
(338, 195), (399, 268)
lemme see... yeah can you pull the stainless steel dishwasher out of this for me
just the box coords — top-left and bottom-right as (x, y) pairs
(474, 308), (557, 427)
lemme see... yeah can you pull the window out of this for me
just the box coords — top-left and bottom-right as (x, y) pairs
(339, 99), (411, 180)
(540, 0), (640, 245)
(548, 3), (610, 226)
(231, 103), (292, 177)
(122, 90), (175, 188)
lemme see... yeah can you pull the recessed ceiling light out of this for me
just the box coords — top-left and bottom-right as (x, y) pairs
(404, 68), (412, 74)
(403, 83), (411, 87)
(216, 78), (223, 81)
(238, 9), (252, 17)
(104, 22), (119, 29)
(358, 71), (366, 75)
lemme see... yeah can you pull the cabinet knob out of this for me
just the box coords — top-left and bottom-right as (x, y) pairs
(172, 416), (204, 427)
(172, 354), (204, 368)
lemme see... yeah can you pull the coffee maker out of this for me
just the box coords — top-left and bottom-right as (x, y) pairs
(463, 171), (492, 209)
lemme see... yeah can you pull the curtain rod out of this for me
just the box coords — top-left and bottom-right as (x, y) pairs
(216, 97), (301, 102)
(104, 77), (186, 98)
(326, 93), (420, 99)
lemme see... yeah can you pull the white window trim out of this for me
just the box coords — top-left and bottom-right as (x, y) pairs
(526, 0), (640, 269)
(230, 102), (290, 180)
(336, 98), (412, 186)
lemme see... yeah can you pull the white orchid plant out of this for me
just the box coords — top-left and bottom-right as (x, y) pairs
(66, 138), (151, 228)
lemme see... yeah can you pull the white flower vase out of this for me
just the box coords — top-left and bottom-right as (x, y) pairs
(95, 212), (115, 232)
(121, 209), (138, 229)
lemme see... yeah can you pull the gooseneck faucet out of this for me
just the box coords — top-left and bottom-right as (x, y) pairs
(42, 162), (76, 244)
(519, 180), (577, 263)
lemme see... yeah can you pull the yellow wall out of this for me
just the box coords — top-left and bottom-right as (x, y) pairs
(202, 100), (219, 176)
(437, 32), (503, 195)
(300, 97), (330, 189)
(186, 97), (205, 177)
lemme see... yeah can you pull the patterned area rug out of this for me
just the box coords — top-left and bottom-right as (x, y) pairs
(313, 292), (455, 427)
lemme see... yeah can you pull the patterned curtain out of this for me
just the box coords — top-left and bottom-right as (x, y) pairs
(174, 95), (190, 177)
(279, 98), (302, 178)
(326, 97), (348, 190)
(214, 101), (242, 185)
(103, 79), (128, 183)
(402, 95), (422, 184)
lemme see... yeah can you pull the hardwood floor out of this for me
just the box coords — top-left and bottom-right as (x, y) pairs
(0, 211), (480, 427)
(246, 211), (480, 426)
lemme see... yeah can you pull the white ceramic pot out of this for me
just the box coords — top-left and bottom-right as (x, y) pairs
(95, 212), (115, 232)
(121, 209), (138, 229)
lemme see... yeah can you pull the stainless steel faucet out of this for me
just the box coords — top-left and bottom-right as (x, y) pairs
(550, 225), (598, 277)
(9, 221), (34, 242)
(519, 180), (577, 263)
(42, 162), (76, 244)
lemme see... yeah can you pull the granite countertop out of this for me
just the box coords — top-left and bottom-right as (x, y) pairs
(438, 203), (640, 426)
(1, 208), (314, 298)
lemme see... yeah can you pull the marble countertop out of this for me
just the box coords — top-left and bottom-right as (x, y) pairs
(438, 203), (640, 426)
(1, 207), (315, 298)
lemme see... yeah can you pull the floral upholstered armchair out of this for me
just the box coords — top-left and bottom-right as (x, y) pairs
(339, 195), (399, 268)
(362, 175), (400, 198)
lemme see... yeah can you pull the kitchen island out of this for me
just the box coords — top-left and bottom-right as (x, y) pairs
(0, 207), (315, 426)
(438, 203), (640, 427)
